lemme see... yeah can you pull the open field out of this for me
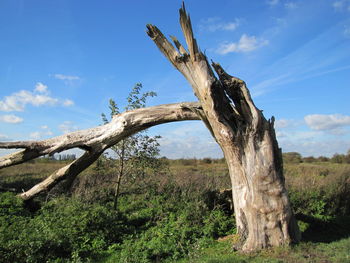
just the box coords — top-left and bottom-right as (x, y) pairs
(0, 158), (350, 262)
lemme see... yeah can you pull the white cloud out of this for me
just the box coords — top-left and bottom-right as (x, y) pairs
(52, 74), (81, 86)
(274, 118), (303, 130)
(29, 132), (42, 140)
(199, 17), (240, 32)
(0, 114), (23, 123)
(217, 34), (269, 54)
(267, 0), (297, 9)
(156, 122), (223, 159)
(304, 114), (350, 132)
(53, 74), (80, 81)
(275, 119), (292, 129)
(0, 83), (74, 112)
(285, 2), (297, 9)
(0, 134), (9, 140)
(34, 82), (48, 93)
(250, 73), (291, 97)
(279, 138), (350, 157)
(333, 0), (350, 11)
(59, 121), (78, 134)
(0, 90), (58, 111)
(333, 1), (344, 9)
(276, 131), (287, 138)
(63, 99), (74, 106)
(29, 131), (53, 139)
(267, 0), (280, 6)
(344, 26), (350, 38)
(29, 125), (53, 139)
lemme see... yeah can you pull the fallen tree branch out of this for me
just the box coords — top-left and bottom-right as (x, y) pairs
(0, 102), (203, 200)
(0, 102), (201, 168)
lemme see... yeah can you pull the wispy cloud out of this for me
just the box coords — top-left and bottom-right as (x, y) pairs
(52, 74), (81, 86)
(156, 122), (223, 159)
(251, 64), (350, 97)
(53, 74), (80, 81)
(63, 99), (74, 106)
(29, 125), (53, 140)
(332, 0), (350, 11)
(34, 82), (49, 93)
(250, 73), (291, 97)
(275, 118), (295, 129)
(59, 121), (78, 134)
(305, 114), (350, 134)
(0, 89), (57, 111)
(274, 118), (304, 140)
(267, 0), (298, 9)
(279, 137), (350, 157)
(0, 83), (74, 112)
(267, 0), (280, 6)
(344, 25), (350, 37)
(285, 2), (297, 9)
(216, 34), (268, 54)
(0, 114), (23, 124)
(248, 18), (350, 97)
(0, 134), (8, 140)
(198, 17), (240, 32)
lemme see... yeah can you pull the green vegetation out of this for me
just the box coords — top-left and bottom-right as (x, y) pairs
(0, 171), (234, 263)
(1, 153), (350, 262)
(101, 83), (161, 210)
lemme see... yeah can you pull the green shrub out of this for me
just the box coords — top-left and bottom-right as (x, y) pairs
(286, 163), (350, 218)
(103, 184), (236, 263)
(0, 192), (30, 221)
(203, 209), (236, 239)
(0, 195), (128, 263)
(289, 190), (327, 218)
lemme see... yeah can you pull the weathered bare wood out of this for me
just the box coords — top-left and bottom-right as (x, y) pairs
(0, 102), (201, 169)
(1, 102), (203, 200)
(0, 3), (301, 252)
(147, 4), (300, 251)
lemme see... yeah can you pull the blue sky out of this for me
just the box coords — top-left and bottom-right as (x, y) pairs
(1, 0), (350, 158)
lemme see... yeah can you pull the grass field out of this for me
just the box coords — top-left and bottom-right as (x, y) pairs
(0, 158), (349, 263)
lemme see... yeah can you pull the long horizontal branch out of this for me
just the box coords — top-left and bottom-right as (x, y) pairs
(0, 102), (202, 169)
(0, 102), (203, 200)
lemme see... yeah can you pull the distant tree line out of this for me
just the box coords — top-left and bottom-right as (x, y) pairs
(283, 150), (350, 164)
(35, 151), (350, 165)
(38, 154), (77, 162)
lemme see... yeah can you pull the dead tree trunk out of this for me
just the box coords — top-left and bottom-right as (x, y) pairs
(146, 4), (300, 251)
(0, 4), (300, 252)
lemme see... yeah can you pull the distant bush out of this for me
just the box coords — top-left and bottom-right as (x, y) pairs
(303, 156), (317, 163)
(177, 158), (198, 166)
(202, 158), (213, 164)
(283, 152), (302, 164)
(317, 156), (330, 162)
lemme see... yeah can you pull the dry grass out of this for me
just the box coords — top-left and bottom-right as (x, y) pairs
(0, 160), (67, 192)
(284, 162), (350, 191)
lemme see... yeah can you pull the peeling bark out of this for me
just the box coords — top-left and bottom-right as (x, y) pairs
(146, 3), (300, 251)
